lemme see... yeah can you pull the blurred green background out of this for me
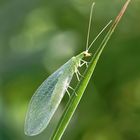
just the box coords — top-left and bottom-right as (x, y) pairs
(0, 0), (140, 140)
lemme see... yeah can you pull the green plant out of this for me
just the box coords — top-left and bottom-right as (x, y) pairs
(51, 0), (131, 140)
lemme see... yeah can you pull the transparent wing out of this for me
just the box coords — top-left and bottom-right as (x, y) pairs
(24, 60), (73, 136)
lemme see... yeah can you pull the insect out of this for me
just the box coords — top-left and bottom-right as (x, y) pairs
(24, 2), (112, 136)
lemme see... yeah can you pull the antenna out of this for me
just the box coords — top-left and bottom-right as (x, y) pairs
(86, 2), (95, 51)
(87, 20), (112, 51)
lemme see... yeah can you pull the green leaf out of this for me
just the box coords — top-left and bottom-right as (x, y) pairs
(51, 1), (131, 139)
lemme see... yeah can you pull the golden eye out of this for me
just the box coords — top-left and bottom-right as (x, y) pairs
(83, 51), (92, 57)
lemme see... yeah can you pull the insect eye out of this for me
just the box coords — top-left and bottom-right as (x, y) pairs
(83, 52), (92, 57)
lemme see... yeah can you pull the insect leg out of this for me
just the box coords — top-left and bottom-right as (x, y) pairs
(74, 66), (80, 81)
(68, 85), (77, 96)
(79, 60), (89, 68)
(77, 69), (84, 78)
(68, 85), (75, 90)
(79, 61), (86, 67)
(66, 88), (71, 98)
(82, 60), (90, 67)
(75, 71), (80, 81)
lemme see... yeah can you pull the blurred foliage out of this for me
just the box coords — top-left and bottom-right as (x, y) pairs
(0, 0), (140, 140)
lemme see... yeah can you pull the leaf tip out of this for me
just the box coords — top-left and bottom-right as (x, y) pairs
(115, 0), (131, 24)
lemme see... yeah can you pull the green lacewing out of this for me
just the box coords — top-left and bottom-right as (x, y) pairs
(24, 1), (130, 136)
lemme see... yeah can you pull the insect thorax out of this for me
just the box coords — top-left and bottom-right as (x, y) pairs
(71, 52), (84, 68)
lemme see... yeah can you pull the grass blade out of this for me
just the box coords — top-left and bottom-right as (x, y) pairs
(51, 1), (131, 139)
